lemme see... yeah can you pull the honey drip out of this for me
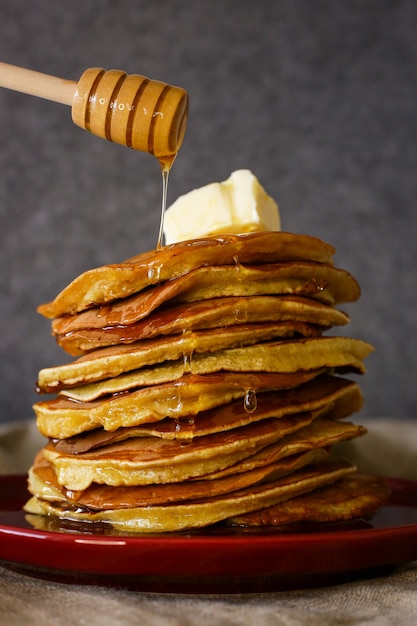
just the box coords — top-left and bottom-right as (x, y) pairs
(234, 304), (248, 323)
(233, 254), (243, 275)
(166, 390), (184, 417)
(180, 329), (195, 374)
(147, 262), (162, 283)
(174, 415), (196, 439)
(183, 352), (192, 374)
(244, 389), (258, 414)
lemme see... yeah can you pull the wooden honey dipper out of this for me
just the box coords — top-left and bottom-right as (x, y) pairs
(0, 62), (189, 160)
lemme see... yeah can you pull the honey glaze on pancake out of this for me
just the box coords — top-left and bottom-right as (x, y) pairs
(35, 371), (326, 440)
(31, 409), (368, 510)
(42, 413), (321, 491)
(50, 376), (363, 452)
(36, 335), (372, 394)
(47, 262), (360, 353)
(37, 232), (338, 319)
(29, 447), (331, 508)
(39, 417), (366, 494)
(24, 461), (357, 533)
(52, 264), (357, 336)
(53, 295), (350, 354)
(34, 333), (372, 440)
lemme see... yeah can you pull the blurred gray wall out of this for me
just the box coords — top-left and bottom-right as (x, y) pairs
(0, 0), (416, 424)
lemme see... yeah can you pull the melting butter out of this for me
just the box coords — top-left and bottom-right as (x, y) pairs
(163, 169), (281, 244)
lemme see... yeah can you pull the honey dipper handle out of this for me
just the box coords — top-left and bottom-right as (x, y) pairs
(0, 61), (76, 105)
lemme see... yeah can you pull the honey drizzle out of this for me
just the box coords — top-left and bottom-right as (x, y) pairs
(156, 156), (176, 250)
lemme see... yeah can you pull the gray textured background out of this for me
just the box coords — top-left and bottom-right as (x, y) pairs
(0, 1), (416, 425)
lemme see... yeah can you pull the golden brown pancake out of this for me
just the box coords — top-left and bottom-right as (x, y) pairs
(227, 474), (391, 527)
(34, 334), (371, 442)
(61, 337), (369, 404)
(35, 371), (325, 439)
(38, 232), (337, 318)
(53, 294), (349, 355)
(34, 332), (371, 440)
(37, 335), (372, 393)
(28, 447), (330, 508)
(50, 376), (363, 451)
(42, 412), (319, 490)
(197, 417), (366, 480)
(40, 324), (325, 394)
(24, 460), (356, 532)
(41, 416), (365, 492)
(45, 262), (360, 353)
(32, 411), (372, 509)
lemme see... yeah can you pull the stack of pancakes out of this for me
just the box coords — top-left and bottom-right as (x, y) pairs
(24, 232), (389, 533)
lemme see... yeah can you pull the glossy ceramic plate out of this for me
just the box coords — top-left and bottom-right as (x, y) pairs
(1, 475), (417, 593)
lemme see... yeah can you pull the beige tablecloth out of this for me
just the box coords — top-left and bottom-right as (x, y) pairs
(1, 417), (416, 625)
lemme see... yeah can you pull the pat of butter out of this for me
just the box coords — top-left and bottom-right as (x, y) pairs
(163, 169), (281, 244)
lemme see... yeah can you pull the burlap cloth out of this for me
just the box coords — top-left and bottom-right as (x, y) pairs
(1, 417), (416, 625)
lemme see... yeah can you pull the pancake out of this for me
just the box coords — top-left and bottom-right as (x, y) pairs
(58, 338), (369, 405)
(24, 460), (356, 532)
(46, 262), (360, 356)
(28, 447), (330, 508)
(197, 417), (366, 480)
(38, 324), (325, 393)
(38, 232), (337, 318)
(42, 412), (320, 490)
(41, 417), (365, 492)
(37, 335), (372, 393)
(34, 333), (371, 440)
(50, 376), (363, 451)
(227, 473), (391, 527)
(35, 371), (325, 439)
(29, 416), (365, 509)
(53, 294), (350, 355)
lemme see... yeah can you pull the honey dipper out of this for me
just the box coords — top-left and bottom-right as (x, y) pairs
(0, 61), (189, 159)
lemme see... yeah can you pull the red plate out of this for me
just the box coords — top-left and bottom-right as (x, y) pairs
(1, 475), (417, 593)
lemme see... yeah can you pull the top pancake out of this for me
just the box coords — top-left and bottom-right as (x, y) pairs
(37, 232), (337, 318)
